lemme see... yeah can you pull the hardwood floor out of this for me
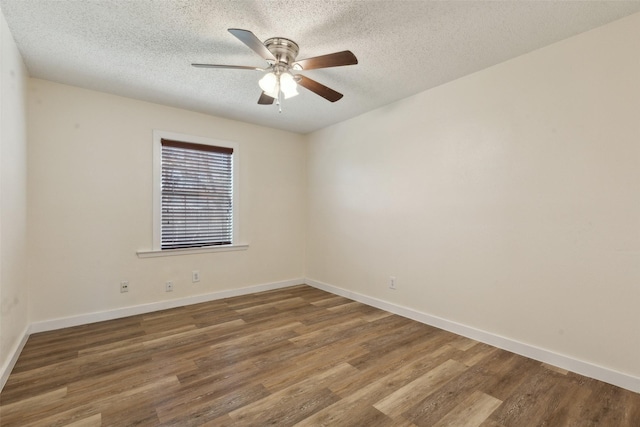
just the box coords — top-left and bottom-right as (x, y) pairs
(1, 285), (638, 426)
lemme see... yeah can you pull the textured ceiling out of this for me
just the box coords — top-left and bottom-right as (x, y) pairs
(2, 1), (640, 134)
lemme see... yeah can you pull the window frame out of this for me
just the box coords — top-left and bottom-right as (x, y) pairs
(138, 130), (245, 257)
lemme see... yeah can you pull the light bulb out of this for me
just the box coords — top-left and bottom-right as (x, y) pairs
(280, 72), (299, 99)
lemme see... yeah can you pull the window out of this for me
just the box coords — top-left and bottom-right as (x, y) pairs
(160, 139), (233, 249)
(140, 130), (245, 257)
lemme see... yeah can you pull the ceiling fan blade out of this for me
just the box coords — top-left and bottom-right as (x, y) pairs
(294, 50), (358, 70)
(297, 75), (343, 102)
(258, 92), (275, 105)
(228, 28), (276, 62)
(192, 63), (264, 71)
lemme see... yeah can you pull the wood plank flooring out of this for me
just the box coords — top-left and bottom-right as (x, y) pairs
(1, 285), (639, 426)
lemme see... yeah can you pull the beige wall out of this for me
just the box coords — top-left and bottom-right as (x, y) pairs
(307, 13), (640, 377)
(0, 8), (29, 380)
(27, 79), (306, 322)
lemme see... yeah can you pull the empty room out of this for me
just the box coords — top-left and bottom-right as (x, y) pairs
(1, 1), (639, 425)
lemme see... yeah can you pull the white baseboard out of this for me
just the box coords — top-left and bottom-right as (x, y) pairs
(0, 324), (29, 392)
(305, 278), (640, 394)
(7, 277), (638, 395)
(2, 278), (302, 392)
(29, 278), (304, 334)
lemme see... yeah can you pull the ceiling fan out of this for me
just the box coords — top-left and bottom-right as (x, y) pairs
(192, 29), (358, 111)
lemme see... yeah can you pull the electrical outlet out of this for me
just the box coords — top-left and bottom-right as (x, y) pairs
(165, 281), (174, 292)
(192, 270), (200, 283)
(389, 276), (397, 290)
(120, 281), (129, 293)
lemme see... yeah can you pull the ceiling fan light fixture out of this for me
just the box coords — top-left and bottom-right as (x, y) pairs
(259, 72), (278, 94)
(280, 72), (299, 99)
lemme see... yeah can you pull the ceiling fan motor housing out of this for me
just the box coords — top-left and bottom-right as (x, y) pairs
(264, 37), (299, 68)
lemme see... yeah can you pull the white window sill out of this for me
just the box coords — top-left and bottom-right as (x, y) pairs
(137, 244), (249, 258)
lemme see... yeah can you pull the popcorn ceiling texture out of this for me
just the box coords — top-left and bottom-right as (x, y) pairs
(1, 0), (639, 134)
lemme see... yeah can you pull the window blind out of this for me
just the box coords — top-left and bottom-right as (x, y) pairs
(161, 139), (233, 250)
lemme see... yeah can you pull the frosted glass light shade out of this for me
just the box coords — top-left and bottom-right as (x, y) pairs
(280, 72), (299, 99)
(259, 72), (278, 97)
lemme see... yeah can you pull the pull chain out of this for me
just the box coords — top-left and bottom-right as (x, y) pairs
(277, 78), (283, 113)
